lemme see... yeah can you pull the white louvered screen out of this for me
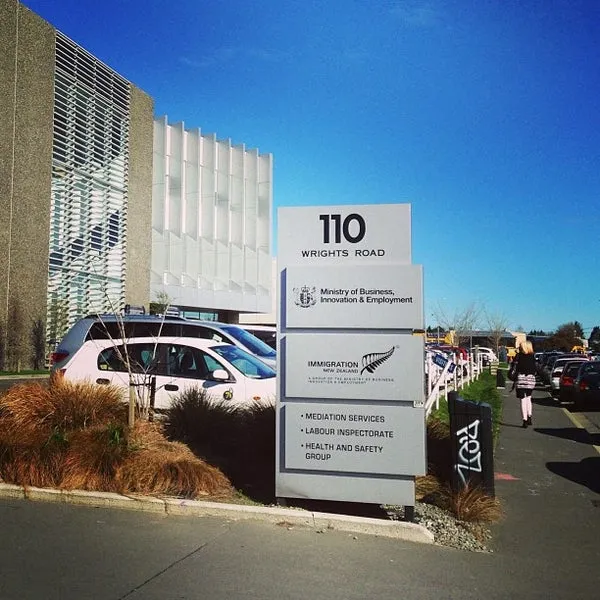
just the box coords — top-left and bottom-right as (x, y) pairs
(152, 118), (273, 313)
(47, 32), (131, 342)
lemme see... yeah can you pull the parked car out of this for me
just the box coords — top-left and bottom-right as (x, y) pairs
(471, 347), (498, 365)
(238, 325), (277, 350)
(573, 361), (600, 410)
(56, 336), (276, 409)
(557, 360), (590, 404)
(537, 351), (562, 376)
(549, 356), (588, 396)
(50, 314), (277, 372)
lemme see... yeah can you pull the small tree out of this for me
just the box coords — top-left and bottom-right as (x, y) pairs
(485, 311), (510, 353)
(6, 300), (26, 372)
(31, 318), (46, 370)
(546, 322), (583, 351)
(149, 291), (172, 316)
(0, 320), (5, 371)
(433, 302), (482, 347)
(589, 326), (600, 352)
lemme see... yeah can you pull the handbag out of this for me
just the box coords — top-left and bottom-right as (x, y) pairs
(507, 360), (517, 381)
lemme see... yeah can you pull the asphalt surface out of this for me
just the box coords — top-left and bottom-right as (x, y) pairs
(0, 378), (599, 599)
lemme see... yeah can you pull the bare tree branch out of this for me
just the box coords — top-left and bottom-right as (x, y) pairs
(432, 301), (483, 346)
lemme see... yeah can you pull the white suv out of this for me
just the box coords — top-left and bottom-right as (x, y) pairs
(57, 336), (276, 409)
(50, 314), (277, 372)
(472, 347), (498, 364)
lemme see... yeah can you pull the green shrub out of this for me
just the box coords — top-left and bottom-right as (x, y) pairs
(163, 389), (276, 503)
(429, 372), (503, 442)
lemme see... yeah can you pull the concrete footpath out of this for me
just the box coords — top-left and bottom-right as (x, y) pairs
(0, 382), (599, 599)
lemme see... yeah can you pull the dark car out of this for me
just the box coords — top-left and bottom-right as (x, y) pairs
(573, 361), (600, 410)
(557, 360), (589, 404)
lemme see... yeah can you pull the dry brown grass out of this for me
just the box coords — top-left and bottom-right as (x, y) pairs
(435, 483), (503, 523)
(0, 380), (232, 500)
(0, 380), (125, 437)
(415, 474), (442, 500)
(115, 421), (233, 498)
(426, 417), (450, 440)
(0, 445), (65, 488)
(60, 424), (127, 492)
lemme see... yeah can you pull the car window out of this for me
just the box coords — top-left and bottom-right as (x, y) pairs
(219, 325), (277, 359)
(164, 343), (232, 380)
(87, 320), (182, 341)
(181, 324), (222, 341)
(565, 362), (585, 376)
(581, 362), (600, 375)
(210, 344), (275, 379)
(98, 342), (160, 374)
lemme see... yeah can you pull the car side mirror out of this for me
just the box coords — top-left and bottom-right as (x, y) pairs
(211, 369), (229, 381)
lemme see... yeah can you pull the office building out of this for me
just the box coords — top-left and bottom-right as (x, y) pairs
(0, 0), (272, 368)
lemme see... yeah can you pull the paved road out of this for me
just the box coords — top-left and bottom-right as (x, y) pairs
(0, 380), (599, 599)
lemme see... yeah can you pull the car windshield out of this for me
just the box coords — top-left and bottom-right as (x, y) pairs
(210, 344), (276, 379)
(220, 325), (277, 359)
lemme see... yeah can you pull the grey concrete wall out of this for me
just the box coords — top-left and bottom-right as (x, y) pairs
(0, 0), (54, 367)
(0, 0), (19, 330)
(125, 86), (154, 310)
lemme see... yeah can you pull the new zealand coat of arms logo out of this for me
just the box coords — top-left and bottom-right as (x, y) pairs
(293, 285), (317, 308)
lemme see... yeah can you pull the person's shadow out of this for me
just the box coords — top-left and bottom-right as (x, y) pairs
(546, 457), (600, 494)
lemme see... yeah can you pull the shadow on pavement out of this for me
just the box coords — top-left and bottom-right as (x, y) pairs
(535, 427), (596, 446)
(532, 396), (559, 408)
(286, 498), (392, 520)
(499, 421), (527, 429)
(546, 457), (600, 495)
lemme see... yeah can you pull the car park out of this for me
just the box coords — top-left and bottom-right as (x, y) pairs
(537, 350), (564, 385)
(56, 336), (276, 409)
(541, 352), (570, 386)
(549, 356), (588, 396)
(50, 314), (277, 372)
(572, 361), (600, 410)
(557, 360), (590, 404)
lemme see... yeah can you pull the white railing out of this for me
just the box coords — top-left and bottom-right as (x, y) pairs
(424, 352), (484, 416)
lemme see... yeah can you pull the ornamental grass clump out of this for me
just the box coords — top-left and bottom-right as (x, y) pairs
(163, 388), (276, 503)
(0, 379), (233, 499)
(435, 483), (503, 523)
(116, 421), (232, 499)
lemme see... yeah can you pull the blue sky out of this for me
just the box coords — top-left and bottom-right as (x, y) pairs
(23, 0), (600, 335)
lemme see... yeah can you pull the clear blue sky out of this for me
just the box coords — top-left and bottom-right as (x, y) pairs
(23, 0), (600, 336)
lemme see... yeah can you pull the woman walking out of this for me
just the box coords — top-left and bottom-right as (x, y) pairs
(513, 340), (537, 428)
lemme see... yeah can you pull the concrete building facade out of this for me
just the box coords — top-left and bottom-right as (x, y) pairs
(0, 1), (273, 367)
(1, 0), (153, 365)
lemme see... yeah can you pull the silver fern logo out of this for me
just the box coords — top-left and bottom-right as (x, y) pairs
(360, 347), (395, 375)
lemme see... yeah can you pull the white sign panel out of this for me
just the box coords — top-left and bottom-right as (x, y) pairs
(278, 204), (412, 266)
(276, 202), (426, 506)
(284, 333), (424, 403)
(284, 264), (423, 329)
(281, 403), (426, 475)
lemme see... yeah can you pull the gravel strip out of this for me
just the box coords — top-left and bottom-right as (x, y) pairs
(386, 502), (492, 553)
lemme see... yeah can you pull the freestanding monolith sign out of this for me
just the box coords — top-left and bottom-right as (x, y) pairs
(276, 204), (426, 507)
